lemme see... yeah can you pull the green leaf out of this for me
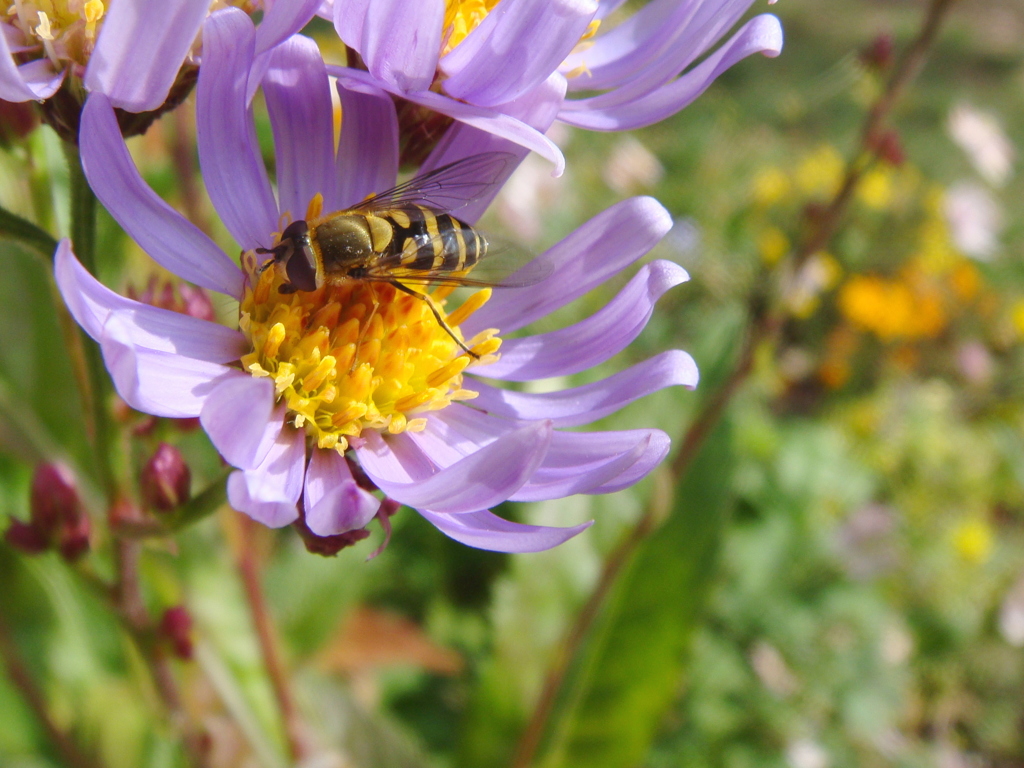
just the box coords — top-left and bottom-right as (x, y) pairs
(538, 420), (735, 768)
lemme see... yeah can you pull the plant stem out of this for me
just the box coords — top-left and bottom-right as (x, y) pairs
(0, 203), (58, 258)
(0, 612), (105, 768)
(63, 143), (116, 501)
(511, 2), (960, 764)
(113, 537), (212, 768)
(232, 515), (309, 763)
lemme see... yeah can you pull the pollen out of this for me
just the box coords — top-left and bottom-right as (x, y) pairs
(239, 258), (500, 453)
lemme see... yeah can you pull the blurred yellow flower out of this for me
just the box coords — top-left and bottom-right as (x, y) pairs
(949, 261), (980, 302)
(953, 518), (993, 565)
(758, 226), (791, 265)
(796, 145), (844, 197)
(1010, 299), (1024, 338)
(838, 274), (945, 340)
(752, 167), (790, 207)
(857, 167), (893, 210)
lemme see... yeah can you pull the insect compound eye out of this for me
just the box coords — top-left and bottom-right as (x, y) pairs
(281, 219), (310, 244)
(282, 241), (318, 293)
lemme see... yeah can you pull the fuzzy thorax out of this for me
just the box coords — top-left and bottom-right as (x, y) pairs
(239, 255), (500, 453)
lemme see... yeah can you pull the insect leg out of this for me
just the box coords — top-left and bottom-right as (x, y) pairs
(387, 280), (480, 359)
(351, 282), (381, 372)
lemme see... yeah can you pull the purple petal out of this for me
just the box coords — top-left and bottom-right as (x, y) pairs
(330, 66), (565, 175)
(413, 405), (669, 499)
(566, 0), (756, 104)
(560, 14), (783, 130)
(84, 0), (208, 112)
(200, 374), (284, 470)
(197, 9), (278, 250)
(354, 422), (552, 513)
(440, 0), (596, 107)
(420, 71), (566, 223)
(512, 429), (670, 501)
(227, 427), (306, 528)
(79, 95), (243, 296)
(334, 78), (399, 209)
(462, 196), (671, 337)
(334, 0), (443, 93)
(417, 508), (592, 553)
(263, 35), (336, 221)
(595, 0), (630, 18)
(0, 28), (63, 101)
(303, 449), (380, 536)
(475, 260), (688, 381)
(100, 316), (235, 418)
(255, 0), (322, 54)
(55, 241), (247, 364)
(466, 350), (698, 428)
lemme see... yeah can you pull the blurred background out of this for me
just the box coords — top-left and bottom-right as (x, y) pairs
(1, 1), (1024, 767)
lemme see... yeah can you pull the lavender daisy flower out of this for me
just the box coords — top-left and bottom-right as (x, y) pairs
(55, 8), (697, 552)
(326, 0), (783, 167)
(0, 0), (319, 112)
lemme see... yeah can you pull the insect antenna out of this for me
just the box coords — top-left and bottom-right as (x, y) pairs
(388, 280), (480, 359)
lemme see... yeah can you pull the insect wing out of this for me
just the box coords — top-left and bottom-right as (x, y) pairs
(351, 153), (516, 215)
(363, 234), (551, 288)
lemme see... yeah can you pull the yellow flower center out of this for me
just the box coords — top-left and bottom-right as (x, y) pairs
(238, 249), (500, 454)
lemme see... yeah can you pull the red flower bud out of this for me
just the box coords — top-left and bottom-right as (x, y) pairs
(861, 34), (894, 71)
(873, 130), (905, 167)
(160, 606), (194, 660)
(140, 444), (192, 512)
(4, 517), (50, 555)
(57, 513), (91, 562)
(30, 462), (81, 535)
(0, 99), (39, 146)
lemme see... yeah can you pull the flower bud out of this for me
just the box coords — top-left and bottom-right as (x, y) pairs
(871, 130), (906, 167)
(0, 99), (39, 146)
(140, 444), (192, 513)
(4, 517), (50, 555)
(160, 606), (194, 660)
(860, 33), (894, 71)
(30, 462), (81, 535)
(57, 513), (91, 562)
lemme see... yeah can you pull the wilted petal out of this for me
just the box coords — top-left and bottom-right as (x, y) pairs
(227, 427), (306, 527)
(334, 0), (443, 93)
(200, 374), (283, 470)
(80, 95), (244, 296)
(355, 422), (552, 513)
(198, 9), (278, 250)
(100, 316), (234, 418)
(463, 196), (671, 336)
(476, 260), (688, 381)
(561, 14), (783, 130)
(467, 350), (698, 428)
(85, 0), (208, 112)
(334, 79), (399, 209)
(304, 449), (380, 536)
(55, 241), (246, 363)
(263, 35), (337, 221)
(441, 0), (596, 107)
(417, 509), (592, 553)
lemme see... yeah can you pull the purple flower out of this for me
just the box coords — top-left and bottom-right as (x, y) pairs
(326, 0), (783, 169)
(55, 9), (697, 553)
(0, 0), (320, 111)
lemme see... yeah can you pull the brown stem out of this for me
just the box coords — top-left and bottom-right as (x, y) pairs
(0, 613), (104, 768)
(113, 538), (211, 768)
(512, 2), (959, 765)
(233, 515), (309, 762)
(795, 0), (959, 263)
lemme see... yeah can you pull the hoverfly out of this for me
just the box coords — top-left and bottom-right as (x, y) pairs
(256, 153), (547, 357)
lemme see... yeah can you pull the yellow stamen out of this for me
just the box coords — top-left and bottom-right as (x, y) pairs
(306, 193), (324, 222)
(238, 230), (502, 452)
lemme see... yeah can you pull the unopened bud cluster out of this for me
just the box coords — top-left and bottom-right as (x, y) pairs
(140, 443), (192, 513)
(5, 463), (90, 560)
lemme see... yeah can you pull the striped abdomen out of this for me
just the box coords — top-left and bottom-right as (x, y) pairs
(379, 204), (486, 274)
